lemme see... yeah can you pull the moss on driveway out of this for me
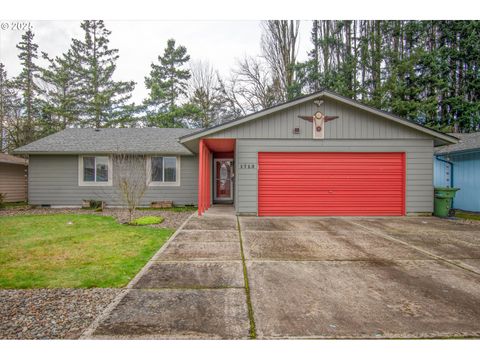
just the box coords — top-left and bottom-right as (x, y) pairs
(0, 214), (174, 289)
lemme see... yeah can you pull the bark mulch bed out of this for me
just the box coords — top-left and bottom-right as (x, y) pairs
(0, 206), (195, 229)
(0, 289), (120, 339)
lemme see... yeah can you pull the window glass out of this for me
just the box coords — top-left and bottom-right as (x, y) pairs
(83, 157), (95, 182)
(164, 157), (177, 182)
(96, 156), (109, 182)
(151, 157), (163, 182)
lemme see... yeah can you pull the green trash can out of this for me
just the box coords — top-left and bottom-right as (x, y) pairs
(434, 187), (459, 217)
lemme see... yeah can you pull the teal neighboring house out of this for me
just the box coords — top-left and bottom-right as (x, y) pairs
(434, 132), (480, 212)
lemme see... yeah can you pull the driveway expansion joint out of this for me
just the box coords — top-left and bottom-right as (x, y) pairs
(347, 219), (480, 277)
(237, 216), (257, 339)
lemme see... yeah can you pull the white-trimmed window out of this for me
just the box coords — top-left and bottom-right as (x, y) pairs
(78, 156), (112, 186)
(148, 156), (180, 186)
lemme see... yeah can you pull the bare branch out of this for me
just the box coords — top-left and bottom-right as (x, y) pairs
(112, 153), (150, 222)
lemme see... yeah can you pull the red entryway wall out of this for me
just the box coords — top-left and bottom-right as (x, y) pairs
(198, 139), (236, 215)
(258, 152), (406, 216)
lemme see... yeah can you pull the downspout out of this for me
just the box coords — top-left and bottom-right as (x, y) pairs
(435, 155), (454, 188)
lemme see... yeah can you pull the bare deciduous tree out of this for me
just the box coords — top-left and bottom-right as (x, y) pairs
(2, 107), (29, 153)
(188, 61), (224, 128)
(261, 20), (300, 100)
(222, 56), (281, 116)
(113, 153), (150, 223)
(1, 63), (24, 153)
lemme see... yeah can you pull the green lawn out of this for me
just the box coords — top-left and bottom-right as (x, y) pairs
(0, 214), (174, 289)
(455, 210), (480, 221)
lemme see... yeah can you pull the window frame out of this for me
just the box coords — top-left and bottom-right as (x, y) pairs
(78, 155), (113, 186)
(147, 155), (181, 187)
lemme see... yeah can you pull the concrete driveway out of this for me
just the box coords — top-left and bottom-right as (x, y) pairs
(88, 207), (480, 339)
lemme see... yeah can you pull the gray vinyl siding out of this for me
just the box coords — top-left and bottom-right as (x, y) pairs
(28, 154), (198, 206)
(235, 139), (434, 215)
(206, 97), (435, 215)
(209, 98), (427, 140)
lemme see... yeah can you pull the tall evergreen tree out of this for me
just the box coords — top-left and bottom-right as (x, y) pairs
(14, 30), (42, 145)
(144, 39), (193, 127)
(69, 20), (136, 128)
(302, 20), (480, 132)
(39, 51), (78, 134)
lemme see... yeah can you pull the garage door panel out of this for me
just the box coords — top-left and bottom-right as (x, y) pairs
(258, 152), (405, 216)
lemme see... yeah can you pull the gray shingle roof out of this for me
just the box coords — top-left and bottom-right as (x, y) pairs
(13, 128), (198, 155)
(435, 132), (480, 155)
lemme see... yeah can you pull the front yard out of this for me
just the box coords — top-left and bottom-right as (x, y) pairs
(0, 207), (194, 339)
(0, 213), (176, 288)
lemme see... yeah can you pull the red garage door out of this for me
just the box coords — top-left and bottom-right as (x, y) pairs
(258, 152), (405, 216)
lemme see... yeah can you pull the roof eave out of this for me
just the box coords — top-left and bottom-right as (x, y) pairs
(435, 147), (480, 156)
(179, 91), (325, 143)
(13, 150), (194, 156)
(0, 160), (28, 165)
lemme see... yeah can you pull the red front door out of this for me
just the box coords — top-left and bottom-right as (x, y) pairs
(258, 152), (406, 216)
(214, 159), (233, 201)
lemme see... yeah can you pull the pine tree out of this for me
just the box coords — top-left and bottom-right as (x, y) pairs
(144, 39), (192, 127)
(69, 20), (136, 128)
(15, 30), (42, 145)
(300, 20), (480, 132)
(39, 50), (78, 134)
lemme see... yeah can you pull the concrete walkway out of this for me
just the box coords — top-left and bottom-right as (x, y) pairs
(87, 205), (251, 339)
(86, 209), (480, 339)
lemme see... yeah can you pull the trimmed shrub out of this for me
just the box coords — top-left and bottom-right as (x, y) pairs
(130, 216), (164, 226)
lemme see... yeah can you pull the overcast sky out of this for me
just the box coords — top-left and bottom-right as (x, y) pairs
(0, 20), (312, 104)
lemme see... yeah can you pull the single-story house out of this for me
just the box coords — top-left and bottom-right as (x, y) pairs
(14, 90), (457, 216)
(434, 132), (480, 212)
(0, 153), (28, 203)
